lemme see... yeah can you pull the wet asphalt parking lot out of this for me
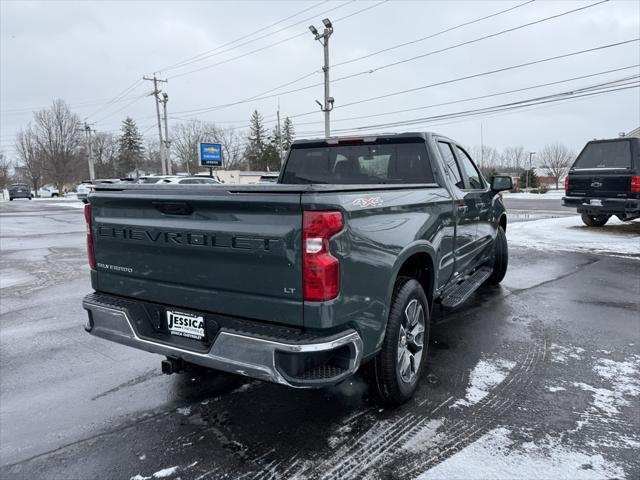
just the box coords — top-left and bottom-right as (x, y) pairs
(0, 197), (638, 480)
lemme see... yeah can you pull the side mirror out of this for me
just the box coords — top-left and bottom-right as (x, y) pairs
(491, 175), (513, 192)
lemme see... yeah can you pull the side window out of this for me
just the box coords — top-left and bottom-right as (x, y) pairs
(437, 142), (464, 189)
(455, 146), (485, 190)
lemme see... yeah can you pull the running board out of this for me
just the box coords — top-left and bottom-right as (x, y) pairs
(440, 267), (492, 309)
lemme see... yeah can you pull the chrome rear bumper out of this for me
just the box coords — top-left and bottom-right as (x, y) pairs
(83, 295), (363, 388)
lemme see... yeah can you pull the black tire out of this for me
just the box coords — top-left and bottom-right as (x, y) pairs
(487, 225), (508, 285)
(9, 198), (13, 201)
(52, 193), (59, 198)
(372, 277), (429, 406)
(581, 213), (610, 227)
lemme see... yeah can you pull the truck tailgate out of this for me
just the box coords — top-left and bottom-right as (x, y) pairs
(90, 187), (303, 326)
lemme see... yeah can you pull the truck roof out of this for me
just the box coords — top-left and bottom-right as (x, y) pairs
(291, 132), (436, 147)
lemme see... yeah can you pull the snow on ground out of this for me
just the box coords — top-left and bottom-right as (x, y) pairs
(452, 357), (515, 408)
(502, 191), (565, 199)
(507, 215), (640, 257)
(417, 427), (626, 480)
(0, 268), (36, 290)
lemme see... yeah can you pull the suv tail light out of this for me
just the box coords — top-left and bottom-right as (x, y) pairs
(631, 176), (640, 193)
(564, 176), (569, 195)
(84, 203), (96, 270)
(302, 211), (343, 301)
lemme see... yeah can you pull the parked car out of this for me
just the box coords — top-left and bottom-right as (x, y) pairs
(82, 132), (512, 405)
(77, 179), (122, 203)
(8, 183), (32, 201)
(256, 173), (279, 184)
(37, 185), (60, 198)
(154, 176), (221, 185)
(563, 137), (639, 226)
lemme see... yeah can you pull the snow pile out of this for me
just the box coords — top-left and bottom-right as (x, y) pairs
(550, 344), (585, 364)
(417, 427), (625, 480)
(452, 357), (515, 408)
(502, 191), (565, 199)
(507, 215), (640, 257)
(574, 355), (640, 418)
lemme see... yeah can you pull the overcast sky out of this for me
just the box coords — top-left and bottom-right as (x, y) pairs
(1, 0), (639, 159)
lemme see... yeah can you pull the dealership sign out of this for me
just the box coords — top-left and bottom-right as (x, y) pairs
(199, 143), (223, 167)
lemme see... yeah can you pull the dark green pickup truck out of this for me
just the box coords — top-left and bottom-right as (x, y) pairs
(83, 132), (512, 404)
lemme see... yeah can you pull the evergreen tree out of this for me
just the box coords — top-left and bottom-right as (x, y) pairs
(519, 168), (539, 189)
(117, 117), (144, 177)
(245, 110), (267, 171)
(282, 117), (294, 152)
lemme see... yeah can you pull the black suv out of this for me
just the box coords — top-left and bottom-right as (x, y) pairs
(563, 137), (639, 226)
(8, 183), (33, 201)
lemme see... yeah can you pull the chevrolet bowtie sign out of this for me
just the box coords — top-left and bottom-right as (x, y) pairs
(199, 142), (223, 167)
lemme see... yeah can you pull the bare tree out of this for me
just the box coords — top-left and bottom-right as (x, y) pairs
(92, 132), (119, 178)
(470, 145), (501, 175)
(171, 120), (247, 173)
(539, 143), (575, 189)
(32, 99), (84, 190)
(0, 151), (11, 192)
(217, 126), (246, 170)
(171, 120), (210, 174)
(501, 146), (526, 173)
(14, 125), (44, 195)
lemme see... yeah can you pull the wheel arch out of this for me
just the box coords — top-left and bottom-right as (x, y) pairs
(387, 243), (436, 311)
(499, 213), (507, 232)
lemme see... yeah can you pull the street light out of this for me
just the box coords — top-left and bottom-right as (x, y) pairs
(527, 151), (536, 190)
(309, 18), (334, 138)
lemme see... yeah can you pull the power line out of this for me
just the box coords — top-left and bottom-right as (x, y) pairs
(169, 0), (534, 116)
(290, 65), (640, 127)
(85, 79), (144, 120)
(333, 0), (535, 68)
(283, 38), (640, 121)
(295, 82), (639, 136)
(93, 93), (149, 125)
(171, 1), (613, 115)
(0, 92), (143, 116)
(155, 1), (329, 73)
(167, 0), (388, 80)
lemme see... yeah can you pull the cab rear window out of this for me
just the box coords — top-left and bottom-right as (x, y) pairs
(574, 140), (632, 169)
(281, 142), (434, 184)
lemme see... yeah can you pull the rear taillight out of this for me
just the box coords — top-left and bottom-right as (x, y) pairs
(631, 176), (640, 193)
(565, 176), (569, 195)
(302, 211), (343, 301)
(84, 203), (96, 270)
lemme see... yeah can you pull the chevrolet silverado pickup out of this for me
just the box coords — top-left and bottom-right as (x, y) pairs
(83, 132), (512, 405)
(563, 137), (640, 226)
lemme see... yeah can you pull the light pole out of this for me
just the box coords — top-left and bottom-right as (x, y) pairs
(527, 151), (536, 190)
(161, 93), (171, 175)
(309, 18), (334, 138)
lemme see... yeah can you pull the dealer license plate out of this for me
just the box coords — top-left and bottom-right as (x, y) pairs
(167, 310), (205, 340)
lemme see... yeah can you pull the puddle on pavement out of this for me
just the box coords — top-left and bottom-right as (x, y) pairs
(507, 210), (574, 223)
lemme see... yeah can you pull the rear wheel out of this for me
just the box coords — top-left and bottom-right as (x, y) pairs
(581, 213), (610, 227)
(487, 225), (508, 285)
(372, 277), (429, 405)
(9, 197), (13, 201)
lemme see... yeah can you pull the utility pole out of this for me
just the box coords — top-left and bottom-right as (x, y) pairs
(276, 102), (284, 167)
(527, 151), (536, 190)
(309, 19), (334, 138)
(143, 74), (168, 175)
(84, 123), (95, 180)
(160, 92), (172, 175)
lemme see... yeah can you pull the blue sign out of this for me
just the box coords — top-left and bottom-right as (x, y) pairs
(199, 143), (223, 167)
